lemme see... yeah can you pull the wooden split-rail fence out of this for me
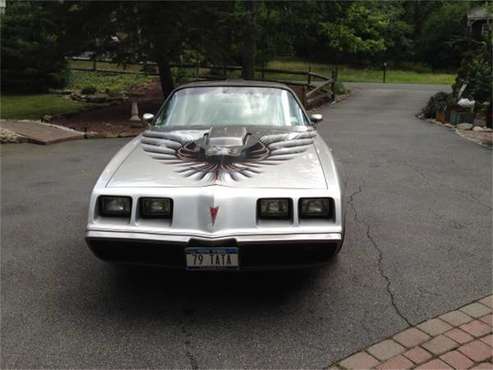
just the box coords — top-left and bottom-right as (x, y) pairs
(69, 57), (337, 108)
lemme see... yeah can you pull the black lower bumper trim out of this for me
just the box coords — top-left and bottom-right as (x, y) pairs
(86, 237), (341, 269)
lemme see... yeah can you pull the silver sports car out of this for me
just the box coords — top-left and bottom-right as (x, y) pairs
(86, 81), (344, 270)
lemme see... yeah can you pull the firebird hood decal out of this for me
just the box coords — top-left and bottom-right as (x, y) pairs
(107, 127), (328, 189)
(140, 127), (317, 183)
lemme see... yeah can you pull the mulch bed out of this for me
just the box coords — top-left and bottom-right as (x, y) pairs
(52, 80), (164, 138)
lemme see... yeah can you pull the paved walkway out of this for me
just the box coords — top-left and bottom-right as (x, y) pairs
(0, 119), (84, 144)
(332, 295), (492, 369)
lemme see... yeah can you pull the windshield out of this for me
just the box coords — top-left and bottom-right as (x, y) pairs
(155, 86), (310, 127)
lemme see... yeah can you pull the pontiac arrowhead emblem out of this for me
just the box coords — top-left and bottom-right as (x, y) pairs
(210, 206), (219, 225)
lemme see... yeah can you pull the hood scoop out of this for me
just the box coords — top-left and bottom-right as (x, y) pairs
(201, 127), (251, 158)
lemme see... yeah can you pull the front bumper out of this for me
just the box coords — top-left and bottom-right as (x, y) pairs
(85, 231), (343, 270)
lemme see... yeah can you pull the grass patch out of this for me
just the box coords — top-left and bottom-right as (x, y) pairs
(69, 58), (455, 85)
(0, 69), (155, 120)
(0, 94), (91, 120)
(267, 59), (455, 85)
(68, 70), (154, 94)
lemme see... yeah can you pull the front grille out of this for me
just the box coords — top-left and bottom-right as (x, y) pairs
(240, 243), (338, 267)
(88, 238), (186, 267)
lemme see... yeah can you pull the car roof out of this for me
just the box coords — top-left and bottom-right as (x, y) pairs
(177, 79), (291, 90)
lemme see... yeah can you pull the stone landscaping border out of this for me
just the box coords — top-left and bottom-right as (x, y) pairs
(330, 294), (493, 369)
(421, 117), (492, 148)
(0, 127), (27, 143)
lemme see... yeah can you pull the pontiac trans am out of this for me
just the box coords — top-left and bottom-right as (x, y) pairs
(85, 81), (345, 270)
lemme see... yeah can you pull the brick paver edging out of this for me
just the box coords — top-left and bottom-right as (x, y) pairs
(330, 295), (493, 370)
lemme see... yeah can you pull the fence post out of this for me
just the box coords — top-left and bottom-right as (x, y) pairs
(331, 69), (337, 101)
(195, 63), (200, 79)
(383, 62), (387, 83)
(307, 65), (312, 86)
(92, 55), (97, 71)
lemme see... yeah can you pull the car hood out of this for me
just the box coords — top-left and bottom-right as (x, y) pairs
(107, 126), (328, 189)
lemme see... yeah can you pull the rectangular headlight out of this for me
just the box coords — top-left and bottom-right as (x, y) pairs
(140, 197), (172, 218)
(299, 198), (334, 219)
(258, 198), (292, 220)
(99, 196), (132, 217)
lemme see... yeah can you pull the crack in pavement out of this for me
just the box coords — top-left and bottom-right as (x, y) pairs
(347, 185), (363, 223)
(365, 224), (413, 327)
(347, 183), (413, 327)
(181, 308), (199, 370)
(185, 349), (199, 370)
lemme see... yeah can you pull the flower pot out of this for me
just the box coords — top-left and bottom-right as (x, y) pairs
(436, 111), (446, 123)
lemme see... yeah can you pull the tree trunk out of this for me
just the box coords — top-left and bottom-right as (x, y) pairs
(240, 0), (256, 80)
(157, 57), (174, 98)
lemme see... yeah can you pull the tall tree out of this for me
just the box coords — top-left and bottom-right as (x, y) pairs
(1, 0), (67, 92)
(62, 1), (226, 97)
(320, 2), (388, 64)
(419, 2), (474, 70)
(240, 0), (257, 79)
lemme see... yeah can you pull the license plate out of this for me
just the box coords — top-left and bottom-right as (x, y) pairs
(185, 247), (239, 270)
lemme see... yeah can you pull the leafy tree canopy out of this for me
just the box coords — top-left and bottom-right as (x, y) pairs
(2, 0), (488, 95)
(321, 2), (387, 58)
(1, 0), (67, 92)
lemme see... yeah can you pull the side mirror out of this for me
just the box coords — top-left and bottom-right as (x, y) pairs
(142, 113), (154, 123)
(310, 113), (323, 124)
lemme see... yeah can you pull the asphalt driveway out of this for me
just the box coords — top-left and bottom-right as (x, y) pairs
(1, 83), (491, 369)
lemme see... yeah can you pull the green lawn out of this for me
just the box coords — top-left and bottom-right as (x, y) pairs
(72, 58), (456, 85)
(0, 94), (90, 120)
(267, 59), (455, 85)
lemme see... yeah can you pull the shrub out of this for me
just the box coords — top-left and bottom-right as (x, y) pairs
(68, 70), (153, 94)
(1, 1), (68, 93)
(421, 91), (452, 118)
(453, 50), (492, 105)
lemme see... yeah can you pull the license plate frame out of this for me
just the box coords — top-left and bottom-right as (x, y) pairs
(185, 247), (239, 270)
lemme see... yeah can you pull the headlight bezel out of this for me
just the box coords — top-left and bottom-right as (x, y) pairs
(98, 196), (132, 217)
(299, 197), (334, 219)
(139, 197), (173, 218)
(257, 198), (293, 220)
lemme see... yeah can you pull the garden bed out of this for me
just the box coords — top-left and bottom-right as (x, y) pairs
(51, 80), (163, 138)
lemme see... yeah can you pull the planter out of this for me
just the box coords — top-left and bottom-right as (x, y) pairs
(449, 110), (475, 125)
(436, 111), (446, 123)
